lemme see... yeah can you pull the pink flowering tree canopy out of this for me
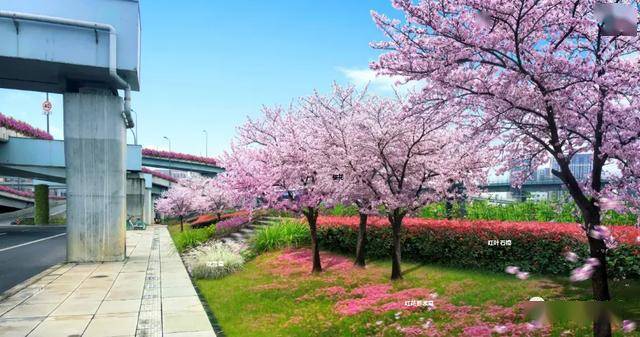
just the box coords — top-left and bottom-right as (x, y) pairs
(370, 0), (640, 327)
(182, 176), (230, 219)
(155, 184), (201, 231)
(227, 105), (337, 272)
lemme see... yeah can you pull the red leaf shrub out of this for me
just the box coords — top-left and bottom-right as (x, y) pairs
(316, 216), (640, 279)
(142, 148), (218, 166)
(141, 167), (178, 183)
(317, 216), (638, 244)
(190, 210), (249, 227)
(0, 185), (64, 200)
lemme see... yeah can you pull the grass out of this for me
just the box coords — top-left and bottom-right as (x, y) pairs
(196, 248), (640, 337)
(251, 218), (310, 253)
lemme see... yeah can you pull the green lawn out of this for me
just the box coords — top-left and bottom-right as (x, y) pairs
(196, 249), (640, 337)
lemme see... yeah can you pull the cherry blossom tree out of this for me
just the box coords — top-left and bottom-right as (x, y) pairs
(371, 0), (640, 333)
(299, 85), (379, 267)
(225, 106), (336, 273)
(349, 95), (489, 279)
(155, 184), (200, 232)
(183, 177), (230, 221)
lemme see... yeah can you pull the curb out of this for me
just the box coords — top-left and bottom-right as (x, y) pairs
(0, 225), (66, 229)
(0, 263), (63, 302)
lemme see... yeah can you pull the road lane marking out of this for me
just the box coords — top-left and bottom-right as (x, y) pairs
(0, 233), (66, 252)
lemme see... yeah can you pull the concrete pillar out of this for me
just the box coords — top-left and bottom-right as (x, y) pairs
(127, 173), (154, 225)
(126, 173), (145, 222)
(34, 184), (49, 225)
(144, 188), (153, 224)
(64, 89), (126, 262)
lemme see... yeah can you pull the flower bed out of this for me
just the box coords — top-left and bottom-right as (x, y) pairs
(215, 216), (251, 235)
(142, 148), (218, 166)
(141, 167), (178, 183)
(191, 210), (249, 227)
(0, 185), (64, 200)
(0, 112), (53, 140)
(316, 216), (640, 279)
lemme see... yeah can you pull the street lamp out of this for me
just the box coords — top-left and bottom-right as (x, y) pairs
(202, 130), (208, 157)
(163, 136), (171, 152)
(163, 136), (172, 178)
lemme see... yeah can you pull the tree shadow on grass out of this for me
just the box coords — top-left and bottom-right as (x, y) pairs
(548, 276), (640, 322)
(401, 263), (426, 277)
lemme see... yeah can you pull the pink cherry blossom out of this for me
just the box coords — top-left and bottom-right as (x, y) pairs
(622, 320), (637, 333)
(505, 266), (520, 275)
(564, 252), (579, 263)
(570, 264), (595, 282)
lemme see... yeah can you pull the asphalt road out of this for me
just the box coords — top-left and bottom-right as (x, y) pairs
(0, 226), (66, 293)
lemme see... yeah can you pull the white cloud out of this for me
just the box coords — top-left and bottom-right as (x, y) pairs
(336, 67), (423, 96)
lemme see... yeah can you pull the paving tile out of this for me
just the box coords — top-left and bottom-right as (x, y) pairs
(50, 299), (101, 316)
(104, 286), (144, 301)
(96, 299), (141, 315)
(161, 286), (197, 298)
(0, 299), (22, 316)
(162, 296), (203, 314)
(163, 311), (213, 334)
(82, 312), (138, 337)
(0, 317), (42, 337)
(0, 227), (215, 336)
(26, 314), (92, 337)
(2, 302), (59, 318)
(22, 291), (69, 304)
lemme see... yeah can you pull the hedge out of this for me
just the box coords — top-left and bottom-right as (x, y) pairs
(34, 184), (49, 225)
(315, 216), (640, 279)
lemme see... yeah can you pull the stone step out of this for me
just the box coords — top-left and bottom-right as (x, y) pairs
(238, 228), (254, 234)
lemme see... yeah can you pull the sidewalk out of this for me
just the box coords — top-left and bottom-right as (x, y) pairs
(0, 226), (216, 337)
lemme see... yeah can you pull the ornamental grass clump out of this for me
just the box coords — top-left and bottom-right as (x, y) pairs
(173, 225), (215, 253)
(191, 242), (244, 279)
(252, 219), (310, 253)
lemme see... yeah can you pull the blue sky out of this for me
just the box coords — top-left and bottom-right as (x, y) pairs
(0, 0), (402, 157)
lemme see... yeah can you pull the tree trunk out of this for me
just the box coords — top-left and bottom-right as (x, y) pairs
(389, 209), (405, 280)
(593, 305), (612, 337)
(217, 212), (221, 221)
(180, 216), (184, 232)
(305, 207), (322, 273)
(354, 212), (368, 267)
(584, 211), (612, 337)
(445, 199), (453, 220)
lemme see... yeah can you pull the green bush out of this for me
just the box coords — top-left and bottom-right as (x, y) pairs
(34, 184), (49, 225)
(190, 242), (244, 279)
(326, 203), (359, 216)
(417, 200), (636, 225)
(251, 219), (310, 253)
(173, 225), (216, 253)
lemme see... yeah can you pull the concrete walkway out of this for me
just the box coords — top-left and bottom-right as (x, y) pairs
(0, 226), (216, 337)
